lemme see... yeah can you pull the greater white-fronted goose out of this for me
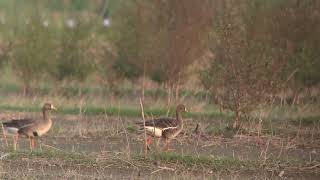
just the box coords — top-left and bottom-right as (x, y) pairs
(2, 103), (56, 150)
(136, 104), (187, 151)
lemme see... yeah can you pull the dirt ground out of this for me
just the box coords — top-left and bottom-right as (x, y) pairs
(0, 112), (319, 179)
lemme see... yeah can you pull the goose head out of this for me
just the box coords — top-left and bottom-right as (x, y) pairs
(43, 103), (57, 111)
(176, 104), (187, 113)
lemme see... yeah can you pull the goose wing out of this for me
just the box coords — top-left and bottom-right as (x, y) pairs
(3, 118), (35, 129)
(137, 117), (178, 129)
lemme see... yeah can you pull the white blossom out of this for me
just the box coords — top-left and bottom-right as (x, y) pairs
(103, 18), (111, 27)
(66, 19), (76, 28)
(43, 20), (49, 27)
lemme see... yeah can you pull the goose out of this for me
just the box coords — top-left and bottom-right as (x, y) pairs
(2, 103), (56, 150)
(136, 104), (187, 151)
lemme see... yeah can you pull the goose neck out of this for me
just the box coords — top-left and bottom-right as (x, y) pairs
(175, 110), (183, 126)
(42, 109), (50, 121)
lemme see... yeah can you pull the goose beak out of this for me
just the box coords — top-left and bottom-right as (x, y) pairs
(51, 105), (57, 110)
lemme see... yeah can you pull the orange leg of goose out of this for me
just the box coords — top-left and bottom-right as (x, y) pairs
(32, 138), (36, 149)
(164, 139), (174, 152)
(29, 137), (36, 150)
(147, 136), (153, 145)
(156, 138), (161, 149)
(13, 134), (19, 150)
(146, 136), (153, 150)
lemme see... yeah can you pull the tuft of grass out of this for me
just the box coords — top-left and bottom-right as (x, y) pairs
(126, 123), (137, 133)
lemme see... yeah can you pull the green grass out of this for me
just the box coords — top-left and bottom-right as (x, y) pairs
(126, 123), (137, 133)
(0, 104), (233, 119)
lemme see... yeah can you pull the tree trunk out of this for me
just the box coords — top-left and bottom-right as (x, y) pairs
(23, 82), (32, 97)
(232, 107), (241, 129)
(166, 83), (173, 116)
(141, 62), (146, 103)
(78, 86), (82, 97)
(167, 86), (172, 106)
(175, 72), (181, 102)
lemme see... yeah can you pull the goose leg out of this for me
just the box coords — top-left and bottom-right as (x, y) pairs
(164, 139), (174, 151)
(29, 137), (32, 150)
(32, 138), (36, 149)
(29, 137), (36, 150)
(13, 134), (19, 151)
(39, 138), (42, 151)
(164, 139), (169, 151)
(147, 136), (153, 151)
(156, 138), (161, 149)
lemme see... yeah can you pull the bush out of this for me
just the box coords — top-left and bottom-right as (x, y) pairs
(11, 16), (57, 95)
(52, 19), (96, 83)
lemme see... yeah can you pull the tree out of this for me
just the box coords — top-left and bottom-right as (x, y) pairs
(200, 0), (286, 129)
(241, 0), (320, 104)
(262, 0), (320, 103)
(109, 0), (213, 102)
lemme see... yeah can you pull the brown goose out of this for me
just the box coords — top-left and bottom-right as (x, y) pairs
(2, 103), (56, 150)
(136, 104), (187, 151)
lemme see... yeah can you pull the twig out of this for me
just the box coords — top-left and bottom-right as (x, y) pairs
(113, 155), (138, 169)
(118, 102), (131, 158)
(151, 166), (175, 174)
(300, 164), (320, 170)
(139, 98), (148, 158)
(41, 143), (63, 152)
(1, 123), (8, 147)
(261, 138), (271, 164)
(201, 142), (219, 148)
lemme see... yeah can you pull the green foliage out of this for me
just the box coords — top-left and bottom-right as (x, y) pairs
(0, 40), (11, 68)
(291, 47), (320, 87)
(247, 0), (320, 88)
(112, 55), (142, 80)
(150, 68), (169, 84)
(0, 0), (318, 104)
(109, 0), (212, 85)
(47, 0), (63, 11)
(71, 0), (88, 11)
(11, 16), (57, 92)
(52, 20), (96, 82)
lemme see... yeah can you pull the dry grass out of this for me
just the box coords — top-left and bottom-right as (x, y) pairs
(0, 92), (319, 179)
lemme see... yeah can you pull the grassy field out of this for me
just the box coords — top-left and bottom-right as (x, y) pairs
(0, 88), (319, 179)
